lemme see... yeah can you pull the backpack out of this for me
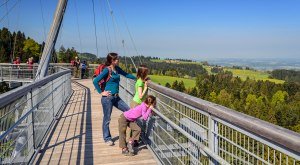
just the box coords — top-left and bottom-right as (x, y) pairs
(93, 64), (112, 92)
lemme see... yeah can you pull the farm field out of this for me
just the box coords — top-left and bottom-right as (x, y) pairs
(148, 75), (196, 88)
(203, 66), (284, 84)
(150, 59), (284, 84)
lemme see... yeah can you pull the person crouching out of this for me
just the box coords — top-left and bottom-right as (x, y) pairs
(118, 95), (156, 156)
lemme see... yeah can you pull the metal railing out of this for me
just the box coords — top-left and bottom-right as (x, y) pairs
(0, 64), (39, 83)
(0, 63), (97, 82)
(0, 64), (64, 83)
(0, 67), (72, 164)
(119, 76), (300, 165)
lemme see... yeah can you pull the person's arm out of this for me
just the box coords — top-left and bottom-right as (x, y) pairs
(93, 68), (109, 93)
(142, 104), (152, 120)
(116, 66), (136, 80)
(137, 81), (148, 99)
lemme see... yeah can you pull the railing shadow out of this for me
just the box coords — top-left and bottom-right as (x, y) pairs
(35, 81), (93, 164)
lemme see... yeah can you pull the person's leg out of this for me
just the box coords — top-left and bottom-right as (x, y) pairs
(128, 122), (141, 154)
(101, 96), (114, 143)
(118, 114), (129, 148)
(114, 97), (130, 112)
(129, 122), (141, 142)
(127, 101), (140, 141)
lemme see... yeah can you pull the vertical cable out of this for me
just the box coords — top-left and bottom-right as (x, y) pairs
(5, 1), (12, 63)
(91, 0), (99, 57)
(102, 0), (113, 51)
(115, 0), (142, 65)
(99, 0), (109, 53)
(74, 0), (83, 53)
(12, 0), (21, 62)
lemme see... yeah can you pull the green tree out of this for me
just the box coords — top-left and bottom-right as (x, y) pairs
(178, 81), (186, 92)
(245, 94), (257, 116)
(271, 90), (288, 107)
(189, 87), (198, 97)
(165, 82), (171, 88)
(0, 28), (12, 62)
(57, 46), (66, 62)
(217, 89), (232, 108)
(171, 80), (179, 90)
(23, 38), (40, 62)
(209, 91), (217, 103)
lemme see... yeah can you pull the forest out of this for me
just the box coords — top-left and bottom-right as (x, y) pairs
(270, 69), (300, 83)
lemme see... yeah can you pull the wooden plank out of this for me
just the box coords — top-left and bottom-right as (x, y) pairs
(34, 79), (157, 165)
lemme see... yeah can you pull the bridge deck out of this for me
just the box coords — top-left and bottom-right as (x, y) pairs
(35, 79), (157, 165)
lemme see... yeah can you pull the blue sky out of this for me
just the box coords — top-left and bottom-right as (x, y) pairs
(1, 0), (300, 59)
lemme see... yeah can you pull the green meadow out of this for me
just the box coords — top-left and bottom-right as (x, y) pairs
(149, 59), (284, 84)
(148, 75), (196, 88)
(202, 66), (284, 84)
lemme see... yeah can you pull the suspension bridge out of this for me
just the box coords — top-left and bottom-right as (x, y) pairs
(0, 0), (300, 164)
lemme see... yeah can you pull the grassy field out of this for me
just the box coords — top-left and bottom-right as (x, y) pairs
(225, 68), (284, 83)
(204, 66), (284, 83)
(150, 59), (201, 65)
(148, 75), (196, 88)
(150, 59), (284, 84)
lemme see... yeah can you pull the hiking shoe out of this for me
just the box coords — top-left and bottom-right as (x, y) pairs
(133, 140), (139, 147)
(122, 149), (134, 156)
(127, 141), (134, 153)
(105, 140), (114, 146)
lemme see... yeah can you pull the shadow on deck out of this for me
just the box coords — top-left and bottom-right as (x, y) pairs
(35, 79), (157, 165)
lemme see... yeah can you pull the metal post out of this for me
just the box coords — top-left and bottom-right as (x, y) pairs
(208, 115), (218, 165)
(52, 80), (55, 117)
(35, 0), (68, 80)
(30, 90), (36, 149)
(0, 66), (3, 81)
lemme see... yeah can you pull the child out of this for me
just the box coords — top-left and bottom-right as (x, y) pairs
(118, 95), (156, 156)
(131, 65), (149, 108)
(128, 65), (149, 146)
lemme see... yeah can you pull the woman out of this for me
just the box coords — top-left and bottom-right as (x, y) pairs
(93, 52), (136, 146)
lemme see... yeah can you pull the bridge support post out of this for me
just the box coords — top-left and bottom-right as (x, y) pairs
(35, 0), (68, 80)
(208, 115), (219, 165)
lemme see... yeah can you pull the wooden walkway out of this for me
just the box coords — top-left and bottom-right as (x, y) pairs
(35, 79), (157, 165)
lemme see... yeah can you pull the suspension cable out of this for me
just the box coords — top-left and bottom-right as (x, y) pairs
(123, 39), (137, 71)
(12, 0), (21, 62)
(105, 0), (123, 52)
(102, 0), (113, 52)
(39, 0), (47, 42)
(122, 40), (128, 72)
(91, 0), (99, 57)
(115, 0), (142, 65)
(105, 0), (137, 71)
(5, 1), (13, 63)
(0, 0), (19, 23)
(99, 0), (109, 52)
(105, 1), (119, 52)
(74, 0), (83, 53)
(0, 0), (10, 8)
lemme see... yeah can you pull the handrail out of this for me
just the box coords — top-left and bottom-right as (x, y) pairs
(119, 76), (300, 164)
(147, 82), (300, 155)
(0, 68), (70, 106)
(0, 66), (72, 164)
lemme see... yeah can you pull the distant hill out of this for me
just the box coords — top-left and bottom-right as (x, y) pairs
(202, 58), (300, 71)
(78, 53), (97, 62)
